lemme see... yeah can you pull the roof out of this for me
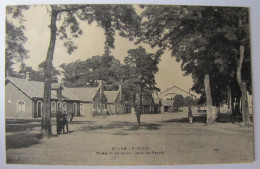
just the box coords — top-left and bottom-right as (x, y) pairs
(51, 83), (63, 90)
(162, 100), (174, 107)
(104, 91), (119, 103)
(62, 87), (98, 102)
(160, 85), (196, 98)
(6, 77), (60, 99)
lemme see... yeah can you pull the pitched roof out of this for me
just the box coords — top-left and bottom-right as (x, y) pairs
(104, 91), (119, 103)
(6, 77), (60, 99)
(160, 85), (196, 98)
(162, 100), (174, 107)
(62, 87), (98, 102)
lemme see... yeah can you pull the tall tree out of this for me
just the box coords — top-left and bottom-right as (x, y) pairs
(140, 5), (252, 125)
(6, 6), (29, 77)
(40, 4), (140, 137)
(124, 46), (161, 125)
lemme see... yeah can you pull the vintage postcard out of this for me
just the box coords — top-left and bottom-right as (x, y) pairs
(4, 1), (256, 167)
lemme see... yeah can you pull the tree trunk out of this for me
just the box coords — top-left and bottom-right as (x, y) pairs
(204, 73), (214, 125)
(137, 85), (143, 126)
(227, 86), (232, 113)
(41, 8), (58, 137)
(236, 45), (251, 126)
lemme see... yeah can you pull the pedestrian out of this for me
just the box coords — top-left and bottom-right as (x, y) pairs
(188, 106), (193, 124)
(69, 108), (74, 122)
(56, 108), (63, 134)
(136, 106), (142, 126)
(62, 111), (69, 133)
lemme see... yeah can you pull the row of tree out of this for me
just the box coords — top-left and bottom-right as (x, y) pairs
(139, 6), (252, 126)
(6, 5), (252, 137)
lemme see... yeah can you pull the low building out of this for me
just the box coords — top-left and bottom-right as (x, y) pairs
(134, 96), (154, 114)
(153, 98), (162, 113)
(104, 90), (124, 115)
(62, 80), (108, 117)
(160, 85), (197, 100)
(5, 76), (80, 119)
(161, 100), (174, 113)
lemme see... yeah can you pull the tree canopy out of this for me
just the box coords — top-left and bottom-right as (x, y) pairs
(140, 5), (252, 125)
(40, 4), (142, 136)
(18, 61), (60, 83)
(60, 55), (122, 90)
(6, 6), (29, 77)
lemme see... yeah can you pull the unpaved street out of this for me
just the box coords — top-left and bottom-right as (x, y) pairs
(6, 112), (254, 165)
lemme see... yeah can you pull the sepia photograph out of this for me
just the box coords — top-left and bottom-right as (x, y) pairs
(2, 0), (260, 168)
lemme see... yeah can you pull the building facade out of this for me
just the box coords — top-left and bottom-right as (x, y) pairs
(5, 77), (80, 119)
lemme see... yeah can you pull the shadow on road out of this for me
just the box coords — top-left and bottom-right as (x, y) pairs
(80, 121), (161, 132)
(216, 113), (243, 123)
(164, 115), (207, 124)
(5, 119), (42, 149)
(6, 133), (41, 149)
(6, 119), (41, 133)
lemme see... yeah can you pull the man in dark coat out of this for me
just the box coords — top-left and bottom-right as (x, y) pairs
(62, 111), (69, 133)
(56, 109), (63, 134)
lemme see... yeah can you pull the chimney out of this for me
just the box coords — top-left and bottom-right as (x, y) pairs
(25, 72), (31, 81)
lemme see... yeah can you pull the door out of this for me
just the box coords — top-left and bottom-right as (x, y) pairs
(73, 103), (77, 116)
(37, 101), (42, 117)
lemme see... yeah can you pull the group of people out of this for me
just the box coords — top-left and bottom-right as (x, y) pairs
(56, 110), (74, 134)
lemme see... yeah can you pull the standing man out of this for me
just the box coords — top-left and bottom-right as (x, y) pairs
(56, 108), (63, 134)
(62, 111), (69, 133)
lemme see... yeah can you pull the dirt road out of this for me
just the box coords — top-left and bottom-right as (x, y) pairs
(5, 112), (254, 165)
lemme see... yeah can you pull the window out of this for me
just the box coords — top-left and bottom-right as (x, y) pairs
(57, 102), (61, 111)
(51, 101), (56, 112)
(17, 101), (25, 112)
(62, 102), (67, 112)
(37, 101), (43, 117)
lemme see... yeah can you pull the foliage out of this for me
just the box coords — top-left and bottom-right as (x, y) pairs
(184, 96), (195, 107)
(140, 5), (251, 107)
(18, 62), (60, 83)
(123, 46), (161, 104)
(173, 95), (185, 108)
(38, 4), (141, 136)
(60, 55), (122, 90)
(5, 6), (29, 77)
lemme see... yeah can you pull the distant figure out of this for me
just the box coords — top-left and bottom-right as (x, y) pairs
(136, 106), (142, 126)
(136, 113), (141, 126)
(188, 106), (193, 124)
(56, 109), (63, 134)
(69, 109), (74, 122)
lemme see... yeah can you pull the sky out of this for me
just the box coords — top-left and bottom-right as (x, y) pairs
(12, 5), (194, 95)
